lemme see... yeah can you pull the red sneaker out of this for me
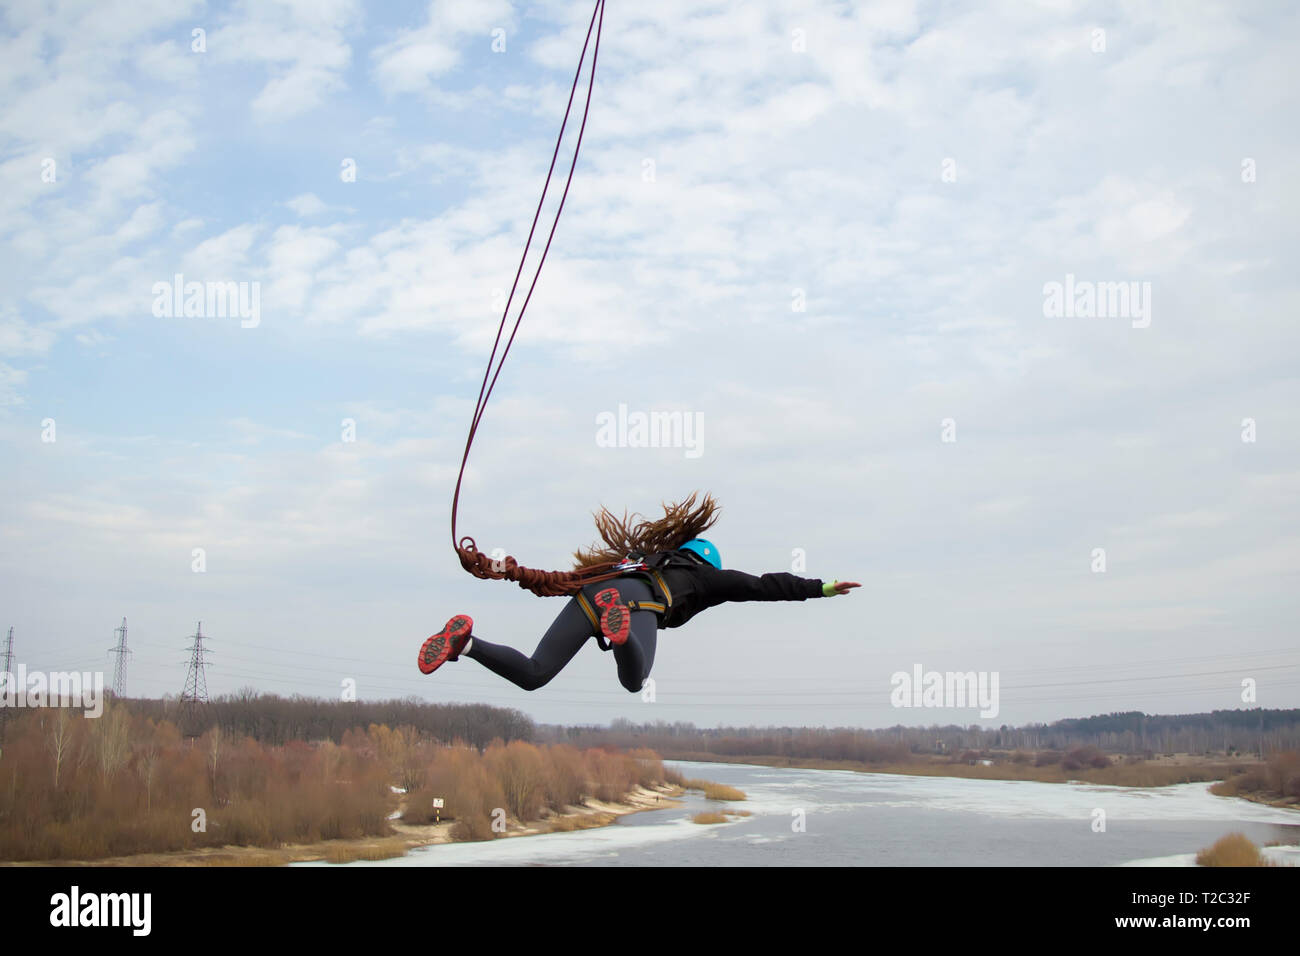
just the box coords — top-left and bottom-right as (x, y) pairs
(418, 615), (473, 674)
(593, 588), (630, 646)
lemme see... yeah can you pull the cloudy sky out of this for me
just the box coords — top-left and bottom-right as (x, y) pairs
(2, 0), (1297, 729)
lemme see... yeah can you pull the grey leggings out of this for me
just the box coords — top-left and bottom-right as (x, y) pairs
(462, 572), (660, 691)
(463, 576), (659, 692)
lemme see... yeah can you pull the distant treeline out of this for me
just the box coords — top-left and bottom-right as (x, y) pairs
(122, 691), (536, 749)
(540, 709), (1300, 760)
(89, 695), (1300, 759)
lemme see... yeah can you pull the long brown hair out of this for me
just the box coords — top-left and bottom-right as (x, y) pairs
(572, 492), (720, 568)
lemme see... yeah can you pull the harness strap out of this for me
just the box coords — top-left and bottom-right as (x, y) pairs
(576, 591), (600, 632)
(626, 599), (666, 614)
(646, 569), (673, 606)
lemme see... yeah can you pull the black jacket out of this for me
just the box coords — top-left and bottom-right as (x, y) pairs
(633, 549), (825, 629)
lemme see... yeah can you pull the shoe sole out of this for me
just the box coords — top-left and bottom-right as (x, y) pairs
(418, 615), (473, 674)
(594, 588), (630, 646)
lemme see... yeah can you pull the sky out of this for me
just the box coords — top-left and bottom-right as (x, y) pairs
(1, 0), (1297, 730)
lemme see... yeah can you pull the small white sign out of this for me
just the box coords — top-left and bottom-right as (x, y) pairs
(432, 798), (445, 808)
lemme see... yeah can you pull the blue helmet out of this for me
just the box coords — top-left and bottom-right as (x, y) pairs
(678, 538), (721, 570)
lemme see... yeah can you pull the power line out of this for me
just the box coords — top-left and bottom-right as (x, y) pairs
(119, 631), (1300, 686)
(14, 618), (1299, 719)
(113, 631), (1300, 694)
(122, 640), (1300, 699)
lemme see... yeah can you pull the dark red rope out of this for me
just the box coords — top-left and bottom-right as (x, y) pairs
(450, 0), (623, 597)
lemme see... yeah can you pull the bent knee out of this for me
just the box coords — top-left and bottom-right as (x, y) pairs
(619, 675), (646, 694)
(521, 669), (558, 692)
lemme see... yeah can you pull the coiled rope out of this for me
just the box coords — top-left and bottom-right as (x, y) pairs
(449, 0), (624, 597)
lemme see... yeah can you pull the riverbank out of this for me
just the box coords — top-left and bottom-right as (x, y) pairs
(5, 784), (685, 867)
(1213, 789), (1300, 812)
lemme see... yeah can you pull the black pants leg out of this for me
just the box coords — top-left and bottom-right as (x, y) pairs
(463, 596), (592, 691)
(611, 578), (658, 693)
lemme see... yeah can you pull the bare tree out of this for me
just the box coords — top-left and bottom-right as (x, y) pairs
(91, 701), (130, 780)
(206, 724), (222, 797)
(136, 744), (160, 812)
(492, 741), (545, 820)
(47, 708), (73, 787)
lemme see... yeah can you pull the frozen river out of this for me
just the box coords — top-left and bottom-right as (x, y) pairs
(300, 761), (1300, 867)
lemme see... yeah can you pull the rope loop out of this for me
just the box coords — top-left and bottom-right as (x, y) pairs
(455, 536), (624, 597)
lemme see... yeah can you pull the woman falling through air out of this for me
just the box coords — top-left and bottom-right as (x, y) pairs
(417, 493), (859, 692)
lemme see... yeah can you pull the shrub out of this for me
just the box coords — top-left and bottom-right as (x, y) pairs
(628, 748), (665, 787)
(682, 779), (747, 801)
(485, 740), (547, 822)
(692, 812), (729, 825)
(543, 744), (588, 809)
(584, 748), (640, 803)
(1063, 745), (1110, 771)
(1196, 833), (1275, 867)
(662, 764), (687, 786)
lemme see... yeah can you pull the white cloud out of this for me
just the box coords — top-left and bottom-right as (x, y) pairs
(181, 224), (264, 277)
(209, 0), (361, 121)
(0, 308), (55, 356)
(135, 38), (201, 85)
(263, 224), (345, 311)
(113, 201), (167, 244)
(0, 362), (29, 407)
(285, 193), (329, 216)
(371, 0), (516, 96)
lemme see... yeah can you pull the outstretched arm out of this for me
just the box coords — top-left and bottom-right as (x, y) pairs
(699, 568), (859, 605)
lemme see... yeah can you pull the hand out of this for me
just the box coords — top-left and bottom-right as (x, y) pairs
(825, 580), (861, 596)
